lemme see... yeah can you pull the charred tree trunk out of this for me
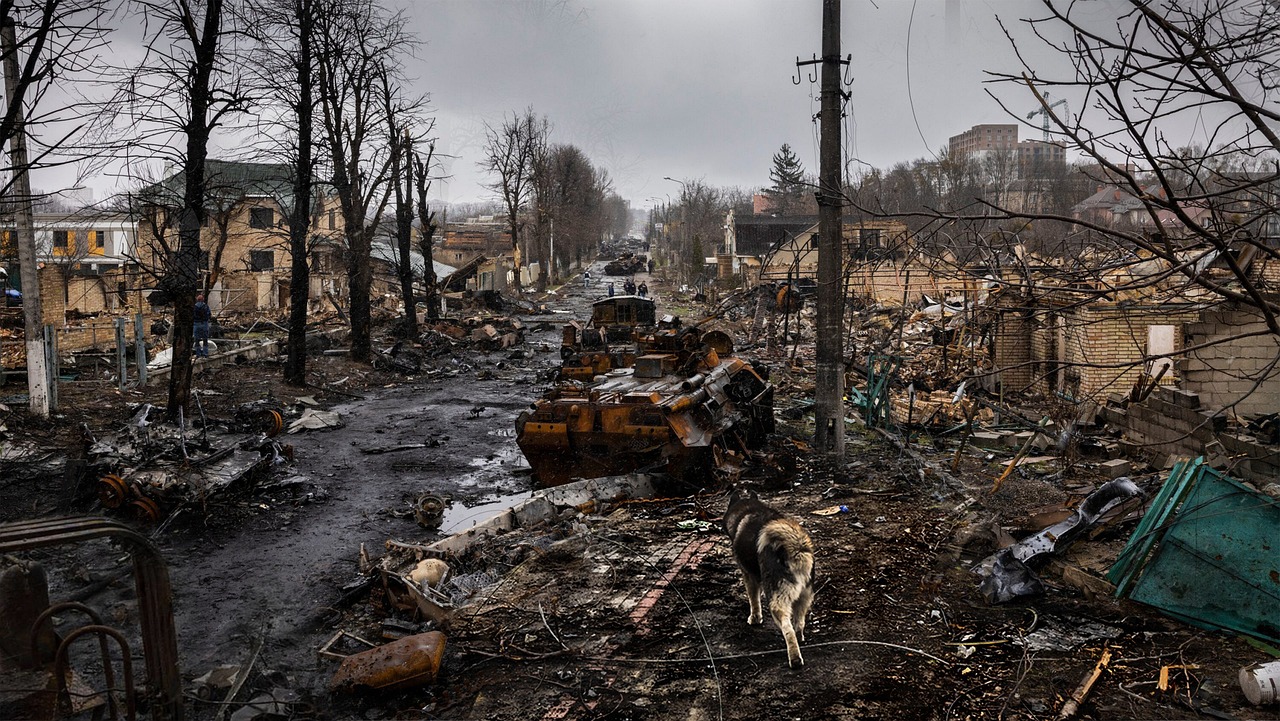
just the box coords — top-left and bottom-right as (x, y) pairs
(392, 135), (417, 338)
(166, 0), (224, 421)
(414, 144), (439, 321)
(284, 0), (314, 387)
(509, 211), (522, 294)
(347, 227), (372, 361)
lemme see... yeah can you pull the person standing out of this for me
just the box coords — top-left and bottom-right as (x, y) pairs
(583, 270), (591, 288)
(193, 293), (212, 357)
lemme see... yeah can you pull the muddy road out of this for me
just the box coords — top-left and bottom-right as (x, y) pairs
(154, 262), (638, 696)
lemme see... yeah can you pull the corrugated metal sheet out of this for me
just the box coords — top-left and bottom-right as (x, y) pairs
(1108, 457), (1280, 644)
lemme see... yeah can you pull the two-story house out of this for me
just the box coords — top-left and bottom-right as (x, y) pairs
(132, 159), (346, 314)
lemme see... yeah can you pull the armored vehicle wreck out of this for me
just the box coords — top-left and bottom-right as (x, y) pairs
(517, 324), (774, 487)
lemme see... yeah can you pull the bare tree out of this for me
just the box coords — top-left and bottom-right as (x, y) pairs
(380, 65), (431, 338)
(247, 0), (319, 386)
(1, 0), (113, 415)
(413, 141), (439, 320)
(314, 0), (408, 361)
(988, 0), (1280, 328)
(110, 0), (252, 420)
(480, 107), (546, 294)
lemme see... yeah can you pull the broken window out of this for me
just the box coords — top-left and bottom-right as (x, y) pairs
(249, 207), (275, 229)
(250, 249), (275, 272)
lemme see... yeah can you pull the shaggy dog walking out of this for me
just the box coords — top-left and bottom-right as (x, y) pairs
(723, 488), (815, 668)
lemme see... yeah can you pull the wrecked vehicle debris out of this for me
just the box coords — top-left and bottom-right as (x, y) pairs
(558, 295), (659, 381)
(974, 476), (1142, 603)
(329, 631), (447, 693)
(85, 402), (299, 523)
(517, 324), (774, 486)
(603, 253), (647, 276)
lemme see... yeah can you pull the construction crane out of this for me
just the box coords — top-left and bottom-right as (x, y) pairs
(1027, 94), (1068, 141)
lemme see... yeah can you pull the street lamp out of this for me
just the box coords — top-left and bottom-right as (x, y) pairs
(663, 177), (690, 277)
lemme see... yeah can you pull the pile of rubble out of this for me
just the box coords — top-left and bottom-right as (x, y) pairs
(374, 316), (533, 375)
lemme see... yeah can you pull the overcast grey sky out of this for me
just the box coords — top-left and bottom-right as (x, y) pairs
(399, 0), (1105, 208)
(57, 0), (1225, 210)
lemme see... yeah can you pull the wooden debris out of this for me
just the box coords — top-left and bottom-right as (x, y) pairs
(1056, 645), (1112, 720)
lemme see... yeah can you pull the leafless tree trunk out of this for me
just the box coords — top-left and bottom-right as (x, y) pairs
(413, 142), (439, 321)
(314, 0), (411, 361)
(481, 108), (545, 295)
(245, 0), (318, 386)
(380, 69), (430, 339)
(112, 0), (249, 420)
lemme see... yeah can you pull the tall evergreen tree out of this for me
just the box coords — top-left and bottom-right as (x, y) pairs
(766, 143), (806, 214)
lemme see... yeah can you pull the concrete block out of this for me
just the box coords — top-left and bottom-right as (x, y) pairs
(970, 431), (1010, 450)
(1099, 458), (1131, 478)
(1098, 406), (1127, 427)
(1168, 389), (1200, 409)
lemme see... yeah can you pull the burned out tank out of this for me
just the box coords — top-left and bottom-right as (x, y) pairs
(517, 324), (774, 487)
(559, 295), (662, 382)
(604, 253), (647, 276)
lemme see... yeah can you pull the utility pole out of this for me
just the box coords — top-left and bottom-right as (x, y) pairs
(812, 0), (845, 460)
(2, 17), (50, 417)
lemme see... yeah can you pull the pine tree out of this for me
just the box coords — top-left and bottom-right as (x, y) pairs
(767, 144), (806, 214)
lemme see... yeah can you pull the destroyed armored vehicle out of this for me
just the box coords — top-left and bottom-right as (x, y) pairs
(559, 295), (663, 381)
(88, 403), (290, 523)
(603, 253), (647, 276)
(517, 325), (774, 487)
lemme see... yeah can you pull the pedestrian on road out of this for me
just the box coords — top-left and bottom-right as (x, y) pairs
(623, 279), (636, 295)
(638, 281), (648, 298)
(193, 293), (212, 357)
(583, 270), (591, 288)
(607, 282), (614, 297)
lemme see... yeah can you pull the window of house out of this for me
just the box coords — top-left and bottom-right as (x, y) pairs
(250, 249), (274, 271)
(198, 250), (210, 270)
(327, 209), (336, 230)
(860, 229), (881, 249)
(809, 234), (819, 249)
(249, 207), (275, 229)
(91, 230), (106, 250)
(53, 230), (70, 251)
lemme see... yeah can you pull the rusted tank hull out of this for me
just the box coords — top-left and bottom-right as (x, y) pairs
(514, 424), (713, 487)
(515, 352), (773, 488)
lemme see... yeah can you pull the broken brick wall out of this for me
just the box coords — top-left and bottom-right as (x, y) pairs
(1178, 303), (1280, 417)
(38, 265), (65, 327)
(988, 304), (1033, 393)
(1027, 303), (1198, 402)
(1120, 386), (1280, 481)
(54, 313), (146, 353)
(65, 275), (110, 315)
(211, 272), (259, 314)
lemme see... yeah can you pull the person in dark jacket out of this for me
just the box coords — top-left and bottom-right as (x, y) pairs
(193, 293), (212, 357)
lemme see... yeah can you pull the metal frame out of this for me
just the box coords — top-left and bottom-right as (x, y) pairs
(0, 517), (182, 721)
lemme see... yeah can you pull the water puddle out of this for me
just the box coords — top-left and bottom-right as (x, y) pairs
(439, 490), (533, 534)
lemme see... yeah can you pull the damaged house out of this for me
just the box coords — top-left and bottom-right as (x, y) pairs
(132, 159), (347, 314)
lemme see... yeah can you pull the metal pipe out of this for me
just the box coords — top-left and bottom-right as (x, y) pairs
(54, 624), (136, 721)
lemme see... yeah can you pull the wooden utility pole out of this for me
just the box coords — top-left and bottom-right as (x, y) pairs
(2, 17), (50, 417)
(813, 0), (845, 460)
